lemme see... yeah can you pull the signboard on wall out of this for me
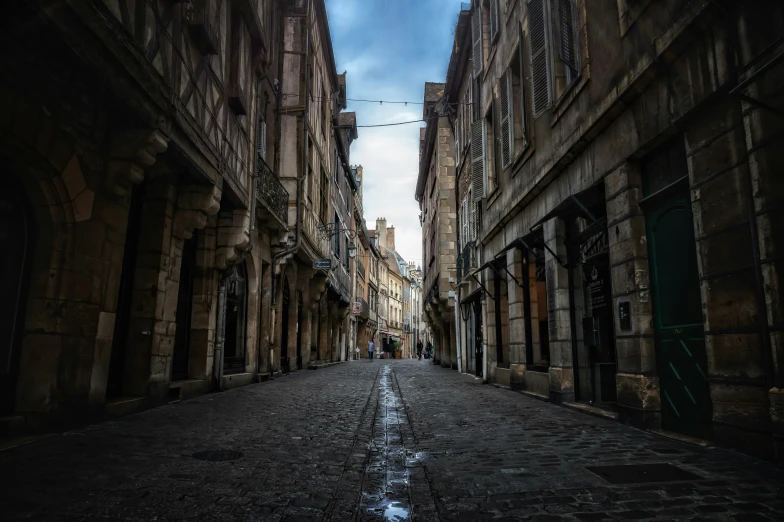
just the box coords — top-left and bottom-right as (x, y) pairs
(352, 301), (361, 314)
(313, 259), (332, 270)
(586, 264), (609, 310)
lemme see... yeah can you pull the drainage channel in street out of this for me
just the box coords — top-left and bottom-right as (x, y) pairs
(359, 365), (412, 521)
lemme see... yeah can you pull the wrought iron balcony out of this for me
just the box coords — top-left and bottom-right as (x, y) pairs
(256, 157), (289, 228)
(457, 241), (477, 281)
(358, 297), (370, 319)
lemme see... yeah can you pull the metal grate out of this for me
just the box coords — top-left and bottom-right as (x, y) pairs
(192, 449), (244, 462)
(586, 463), (700, 484)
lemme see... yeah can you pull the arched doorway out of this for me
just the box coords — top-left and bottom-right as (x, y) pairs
(280, 277), (290, 373)
(223, 262), (248, 375)
(0, 176), (33, 415)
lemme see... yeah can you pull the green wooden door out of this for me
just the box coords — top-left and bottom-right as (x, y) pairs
(646, 192), (712, 438)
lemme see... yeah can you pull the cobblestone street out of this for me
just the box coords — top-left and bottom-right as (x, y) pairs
(1, 360), (782, 521)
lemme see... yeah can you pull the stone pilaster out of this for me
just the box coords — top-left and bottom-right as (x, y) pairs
(216, 208), (251, 270)
(605, 162), (660, 428)
(507, 248), (526, 388)
(544, 218), (574, 403)
(685, 99), (770, 456)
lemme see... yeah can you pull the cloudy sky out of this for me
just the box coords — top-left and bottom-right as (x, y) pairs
(326, 0), (465, 267)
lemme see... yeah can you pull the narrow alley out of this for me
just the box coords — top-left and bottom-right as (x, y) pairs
(1, 361), (781, 521)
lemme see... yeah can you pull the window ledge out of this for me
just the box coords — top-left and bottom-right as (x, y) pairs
(551, 66), (590, 127)
(485, 187), (501, 209)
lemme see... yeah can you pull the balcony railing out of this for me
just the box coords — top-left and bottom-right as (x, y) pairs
(457, 241), (477, 281)
(303, 207), (329, 258)
(256, 156), (289, 227)
(330, 263), (351, 303)
(357, 259), (366, 279)
(358, 297), (370, 319)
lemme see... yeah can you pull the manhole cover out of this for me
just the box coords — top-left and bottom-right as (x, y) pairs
(192, 449), (244, 462)
(586, 463), (700, 484)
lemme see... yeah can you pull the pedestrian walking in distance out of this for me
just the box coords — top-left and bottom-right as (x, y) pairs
(416, 339), (423, 360)
(368, 338), (374, 362)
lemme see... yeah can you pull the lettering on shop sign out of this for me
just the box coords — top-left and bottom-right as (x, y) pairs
(619, 301), (631, 331)
(546, 263), (556, 338)
(587, 264), (609, 310)
(313, 259), (332, 270)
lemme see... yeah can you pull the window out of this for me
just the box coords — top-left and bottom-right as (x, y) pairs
(334, 213), (341, 258)
(500, 44), (527, 169)
(460, 197), (470, 251)
(490, 0), (501, 43)
(555, 0), (579, 87)
(470, 120), (484, 202)
(257, 118), (267, 162)
(319, 164), (329, 224)
(472, 3), (483, 78)
(528, 0), (552, 116)
(528, 0), (580, 115)
(483, 107), (498, 193)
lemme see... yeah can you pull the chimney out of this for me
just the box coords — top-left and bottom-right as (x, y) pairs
(376, 217), (387, 255)
(387, 225), (395, 251)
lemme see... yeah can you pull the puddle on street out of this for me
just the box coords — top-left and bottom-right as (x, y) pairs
(359, 366), (412, 521)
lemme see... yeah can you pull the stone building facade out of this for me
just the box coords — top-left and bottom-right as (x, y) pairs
(416, 83), (459, 369)
(276, 0), (358, 372)
(429, 0), (784, 462)
(1, 0), (355, 436)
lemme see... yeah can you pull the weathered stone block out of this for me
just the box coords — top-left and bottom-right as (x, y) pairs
(706, 332), (765, 380)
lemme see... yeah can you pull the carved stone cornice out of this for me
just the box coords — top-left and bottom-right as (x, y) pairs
(173, 184), (222, 240)
(107, 129), (169, 197)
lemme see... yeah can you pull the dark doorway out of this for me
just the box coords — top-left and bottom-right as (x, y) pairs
(0, 176), (33, 415)
(296, 292), (303, 369)
(223, 263), (248, 375)
(172, 232), (198, 381)
(108, 183), (145, 398)
(473, 299), (483, 378)
(281, 277), (291, 373)
(642, 139), (712, 438)
(493, 270), (504, 367)
(570, 221), (617, 406)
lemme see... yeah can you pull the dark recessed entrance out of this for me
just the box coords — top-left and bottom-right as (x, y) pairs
(586, 463), (701, 484)
(281, 277), (290, 372)
(172, 232), (198, 381)
(0, 176), (32, 415)
(223, 262), (248, 375)
(296, 291), (303, 369)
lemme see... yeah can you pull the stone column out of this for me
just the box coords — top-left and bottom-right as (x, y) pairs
(605, 162), (659, 428)
(330, 304), (341, 362)
(544, 217), (574, 403)
(507, 248), (527, 389)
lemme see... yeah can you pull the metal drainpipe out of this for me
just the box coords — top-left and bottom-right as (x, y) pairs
(268, 0), (312, 377)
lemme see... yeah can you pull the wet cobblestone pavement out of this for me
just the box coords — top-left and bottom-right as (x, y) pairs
(1, 360), (783, 521)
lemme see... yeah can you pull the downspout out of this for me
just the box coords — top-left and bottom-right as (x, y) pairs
(268, 0), (312, 377)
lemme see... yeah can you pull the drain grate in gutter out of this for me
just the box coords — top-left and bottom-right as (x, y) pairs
(586, 463), (700, 484)
(192, 449), (244, 462)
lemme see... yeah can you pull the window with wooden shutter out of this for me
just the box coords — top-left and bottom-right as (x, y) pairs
(528, 0), (552, 116)
(471, 201), (477, 241)
(470, 120), (484, 202)
(556, 0), (578, 83)
(490, 0), (500, 43)
(499, 69), (513, 169)
(472, 6), (483, 78)
(257, 119), (267, 162)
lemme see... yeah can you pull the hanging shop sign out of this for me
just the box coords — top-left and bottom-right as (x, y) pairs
(352, 301), (361, 314)
(587, 264), (609, 310)
(313, 259), (332, 270)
